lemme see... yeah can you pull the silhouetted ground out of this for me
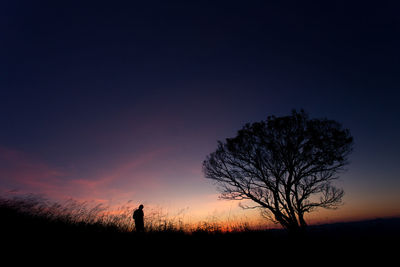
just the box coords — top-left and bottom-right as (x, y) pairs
(1, 197), (398, 264)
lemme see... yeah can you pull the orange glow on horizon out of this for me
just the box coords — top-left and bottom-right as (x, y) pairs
(1, 145), (399, 230)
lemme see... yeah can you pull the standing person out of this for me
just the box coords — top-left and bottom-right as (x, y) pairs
(133, 204), (144, 232)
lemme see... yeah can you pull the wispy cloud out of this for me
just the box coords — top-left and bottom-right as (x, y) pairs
(0, 146), (169, 205)
(0, 146), (66, 196)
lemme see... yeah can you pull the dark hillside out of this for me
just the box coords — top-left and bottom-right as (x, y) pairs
(1, 197), (398, 263)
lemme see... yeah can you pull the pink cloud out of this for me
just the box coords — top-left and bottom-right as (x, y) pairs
(0, 146), (66, 196)
(66, 147), (170, 200)
(0, 146), (171, 206)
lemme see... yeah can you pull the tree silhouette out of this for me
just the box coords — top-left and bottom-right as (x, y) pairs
(203, 110), (353, 234)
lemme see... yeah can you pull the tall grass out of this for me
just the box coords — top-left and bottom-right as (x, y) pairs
(0, 194), (260, 234)
(1, 192), (398, 262)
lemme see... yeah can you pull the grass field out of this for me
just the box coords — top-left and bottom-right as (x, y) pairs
(1, 195), (398, 263)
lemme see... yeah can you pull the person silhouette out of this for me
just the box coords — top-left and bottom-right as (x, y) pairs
(133, 204), (144, 232)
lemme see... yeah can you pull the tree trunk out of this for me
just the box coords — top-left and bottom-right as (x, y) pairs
(298, 212), (307, 229)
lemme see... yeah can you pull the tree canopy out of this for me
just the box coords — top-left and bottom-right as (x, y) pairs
(203, 110), (354, 233)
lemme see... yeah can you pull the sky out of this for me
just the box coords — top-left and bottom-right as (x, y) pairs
(1, 0), (400, 226)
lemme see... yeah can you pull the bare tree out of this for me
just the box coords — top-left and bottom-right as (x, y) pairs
(203, 110), (353, 233)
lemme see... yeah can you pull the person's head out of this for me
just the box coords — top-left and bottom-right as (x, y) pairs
(139, 204), (144, 210)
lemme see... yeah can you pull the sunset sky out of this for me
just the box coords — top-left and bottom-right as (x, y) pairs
(1, 1), (399, 226)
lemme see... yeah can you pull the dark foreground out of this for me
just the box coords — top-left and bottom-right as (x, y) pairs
(1, 200), (398, 264)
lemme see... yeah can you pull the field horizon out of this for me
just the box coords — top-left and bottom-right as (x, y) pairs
(2, 193), (398, 232)
(1, 194), (398, 263)
(2, 194), (399, 234)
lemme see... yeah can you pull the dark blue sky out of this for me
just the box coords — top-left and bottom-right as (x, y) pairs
(1, 0), (399, 222)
